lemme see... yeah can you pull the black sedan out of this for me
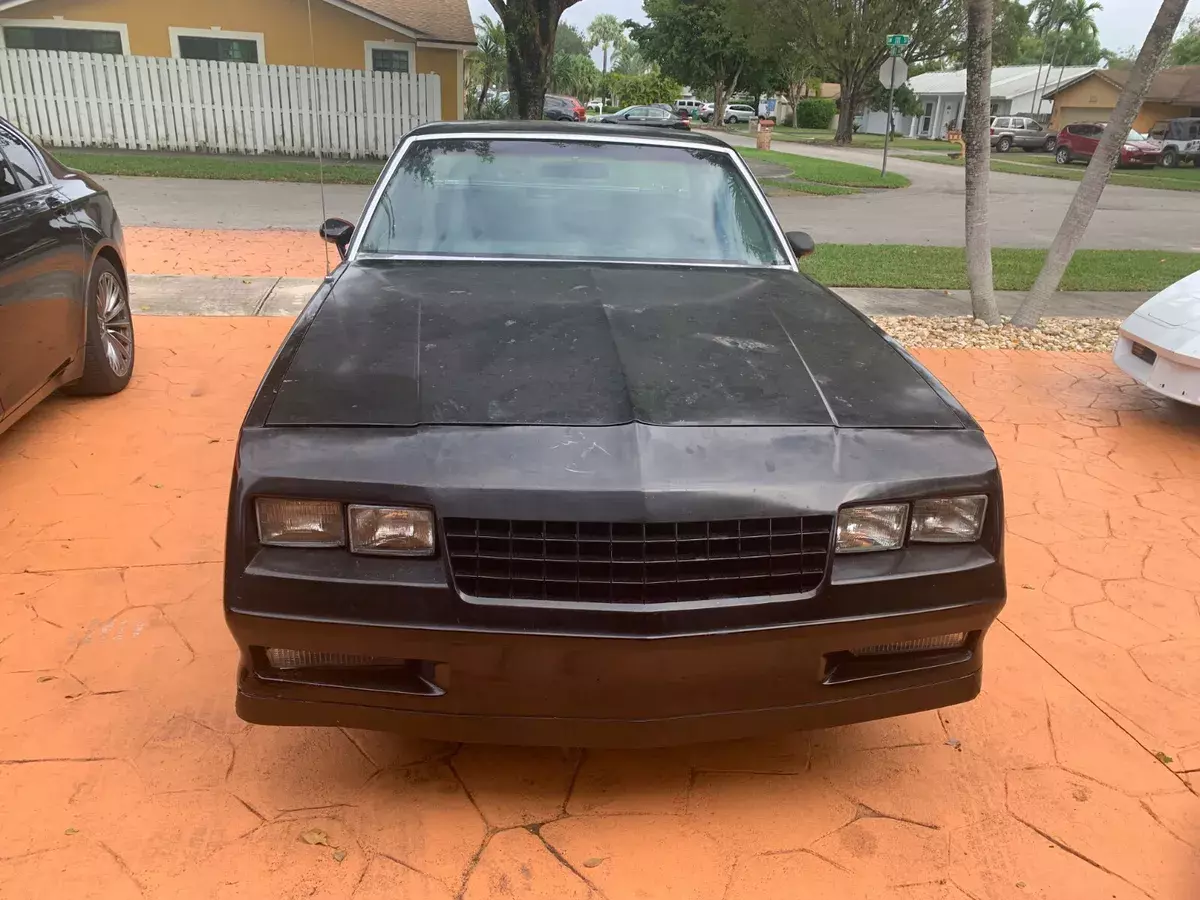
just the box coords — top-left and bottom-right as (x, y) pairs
(225, 121), (1005, 747)
(0, 118), (133, 436)
(597, 105), (691, 129)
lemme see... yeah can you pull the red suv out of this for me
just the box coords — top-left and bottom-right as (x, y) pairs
(1055, 123), (1163, 167)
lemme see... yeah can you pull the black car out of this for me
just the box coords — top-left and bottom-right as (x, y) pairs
(0, 118), (133, 436)
(598, 105), (691, 130)
(226, 121), (1005, 747)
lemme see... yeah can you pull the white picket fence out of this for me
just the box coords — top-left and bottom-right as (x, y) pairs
(0, 48), (441, 158)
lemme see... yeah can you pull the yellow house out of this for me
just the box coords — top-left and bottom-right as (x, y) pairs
(1045, 66), (1200, 133)
(0, 0), (474, 121)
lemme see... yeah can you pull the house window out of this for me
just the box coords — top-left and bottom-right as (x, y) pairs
(177, 35), (258, 63)
(365, 41), (415, 75)
(169, 28), (264, 64)
(1, 24), (122, 54)
(371, 47), (409, 72)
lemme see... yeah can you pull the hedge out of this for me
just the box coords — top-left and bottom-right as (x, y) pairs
(794, 99), (837, 130)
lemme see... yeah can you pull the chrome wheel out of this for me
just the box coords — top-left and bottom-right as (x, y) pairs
(97, 271), (132, 377)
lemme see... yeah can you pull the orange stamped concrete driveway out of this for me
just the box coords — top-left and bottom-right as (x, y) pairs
(2, 318), (1200, 900)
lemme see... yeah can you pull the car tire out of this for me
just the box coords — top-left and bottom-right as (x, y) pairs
(996, 136), (1012, 152)
(62, 257), (135, 397)
(1055, 147), (1071, 165)
(1162, 147), (1179, 168)
(1044, 136), (1057, 152)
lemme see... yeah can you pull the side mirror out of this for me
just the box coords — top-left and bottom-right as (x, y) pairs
(320, 217), (355, 260)
(786, 231), (816, 258)
(622, 112), (632, 119)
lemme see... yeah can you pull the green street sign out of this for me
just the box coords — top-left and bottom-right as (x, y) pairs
(886, 34), (912, 47)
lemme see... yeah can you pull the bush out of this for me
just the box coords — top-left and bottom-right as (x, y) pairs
(794, 98), (837, 130)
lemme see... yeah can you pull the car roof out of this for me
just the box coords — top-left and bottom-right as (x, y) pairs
(408, 119), (733, 148)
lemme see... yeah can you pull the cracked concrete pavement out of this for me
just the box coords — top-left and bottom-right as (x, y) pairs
(2, 317), (1198, 899)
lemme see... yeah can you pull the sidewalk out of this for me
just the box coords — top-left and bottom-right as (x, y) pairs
(129, 274), (1150, 320)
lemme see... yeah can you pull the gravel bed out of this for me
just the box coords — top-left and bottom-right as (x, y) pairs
(874, 315), (1121, 352)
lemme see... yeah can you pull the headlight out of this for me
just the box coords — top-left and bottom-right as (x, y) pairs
(910, 495), (988, 543)
(836, 504), (908, 553)
(348, 505), (435, 557)
(1123, 144), (1135, 152)
(256, 498), (345, 547)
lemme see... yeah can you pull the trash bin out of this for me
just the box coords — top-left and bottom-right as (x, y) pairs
(756, 120), (773, 151)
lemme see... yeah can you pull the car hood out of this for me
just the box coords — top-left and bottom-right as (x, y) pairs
(1133, 268), (1200, 327)
(266, 261), (964, 429)
(1127, 140), (1161, 151)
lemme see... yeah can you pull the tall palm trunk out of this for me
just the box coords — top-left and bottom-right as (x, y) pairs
(1012, 0), (1190, 328)
(965, 0), (1000, 325)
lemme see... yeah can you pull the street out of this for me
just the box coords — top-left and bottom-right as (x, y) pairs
(99, 139), (1200, 252)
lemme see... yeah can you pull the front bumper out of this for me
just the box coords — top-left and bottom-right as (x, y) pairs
(229, 598), (1000, 747)
(1114, 321), (1200, 407)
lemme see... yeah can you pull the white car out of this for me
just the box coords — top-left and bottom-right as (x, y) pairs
(1113, 270), (1200, 406)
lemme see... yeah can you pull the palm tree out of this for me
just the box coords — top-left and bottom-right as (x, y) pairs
(1013, 0), (1189, 328)
(965, 0), (1000, 325)
(471, 16), (507, 117)
(587, 13), (626, 76)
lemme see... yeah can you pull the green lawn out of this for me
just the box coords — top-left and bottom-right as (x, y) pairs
(900, 151), (1200, 192)
(49, 146), (908, 195)
(51, 149), (385, 184)
(729, 124), (948, 153)
(739, 147), (909, 190)
(799, 244), (1200, 291)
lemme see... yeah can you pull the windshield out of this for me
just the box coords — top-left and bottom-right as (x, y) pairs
(1129, 130), (1148, 141)
(357, 138), (789, 267)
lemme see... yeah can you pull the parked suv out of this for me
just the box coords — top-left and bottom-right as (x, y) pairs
(673, 98), (703, 118)
(1055, 123), (1163, 167)
(1147, 118), (1200, 168)
(989, 116), (1055, 152)
(544, 94), (586, 122)
(722, 104), (757, 125)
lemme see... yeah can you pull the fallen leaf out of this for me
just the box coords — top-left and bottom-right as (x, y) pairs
(65, 827), (79, 836)
(945, 738), (962, 751)
(332, 849), (347, 863)
(1154, 751), (1173, 765)
(583, 857), (605, 868)
(152, 483), (164, 489)
(1021, 584), (1034, 590)
(37, 675), (55, 683)
(300, 829), (330, 847)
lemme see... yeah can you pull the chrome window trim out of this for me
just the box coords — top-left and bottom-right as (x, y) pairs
(345, 129), (799, 271)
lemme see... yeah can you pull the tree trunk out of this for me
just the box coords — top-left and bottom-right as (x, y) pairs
(496, 0), (562, 120)
(834, 80), (855, 144)
(477, 78), (492, 117)
(1012, 0), (1189, 328)
(964, 0), (1000, 325)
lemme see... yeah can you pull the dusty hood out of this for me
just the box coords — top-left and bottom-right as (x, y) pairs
(1137, 269), (1200, 328)
(266, 261), (964, 429)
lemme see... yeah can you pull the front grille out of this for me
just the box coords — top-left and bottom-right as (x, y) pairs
(1131, 342), (1158, 365)
(443, 516), (833, 604)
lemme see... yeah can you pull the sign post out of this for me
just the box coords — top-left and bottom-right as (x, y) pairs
(878, 49), (909, 178)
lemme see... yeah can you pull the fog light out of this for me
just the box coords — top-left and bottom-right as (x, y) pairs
(852, 633), (968, 656)
(265, 649), (391, 670)
(348, 505), (435, 556)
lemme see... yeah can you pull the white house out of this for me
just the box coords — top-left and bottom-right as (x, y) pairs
(860, 64), (1097, 138)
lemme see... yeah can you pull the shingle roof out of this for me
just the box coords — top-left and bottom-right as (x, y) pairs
(343, 0), (475, 45)
(908, 65), (1096, 99)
